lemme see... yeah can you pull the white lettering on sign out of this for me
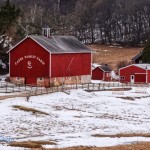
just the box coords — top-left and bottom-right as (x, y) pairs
(15, 55), (45, 66)
(27, 61), (32, 69)
(15, 57), (24, 65)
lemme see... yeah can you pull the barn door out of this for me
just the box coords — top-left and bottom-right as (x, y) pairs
(130, 75), (135, 84)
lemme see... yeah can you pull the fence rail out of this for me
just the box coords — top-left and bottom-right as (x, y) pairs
(0, 81), (149, 95)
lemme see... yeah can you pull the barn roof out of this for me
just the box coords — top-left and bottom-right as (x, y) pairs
(8, 35), (92, 53)
(133, 64), (150, 70)
(131, 51), (143, 61)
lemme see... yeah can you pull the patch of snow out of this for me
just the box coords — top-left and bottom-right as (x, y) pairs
(0, 87), (150, 149)
(111, 71), (119, 80)
(92, 63), (101, 68)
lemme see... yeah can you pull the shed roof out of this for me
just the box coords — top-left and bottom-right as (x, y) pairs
(133, 64), (150, 70)
(8, 35), (92, 53)
(120, 64), (150, 71)
(99, 65), (112, 72)
(92, 64), (112, 72)
(131, 51), (143, 61)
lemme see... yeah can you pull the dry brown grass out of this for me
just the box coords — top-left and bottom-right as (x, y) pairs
(92, 133), (150, 138)
(10, 140), (56, 148)
(10, 141), (41, 148)
(88, 44), (142, 70)
(13, 105), (49, 115)
(117, 96), (135, 101)
(43, 142), (150, 150)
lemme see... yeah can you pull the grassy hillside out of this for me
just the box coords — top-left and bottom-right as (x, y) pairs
(89, 44), (142, 70)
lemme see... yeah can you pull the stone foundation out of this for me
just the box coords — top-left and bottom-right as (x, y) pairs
(10, 75), (91, 87)
(10, 77), (25, 85)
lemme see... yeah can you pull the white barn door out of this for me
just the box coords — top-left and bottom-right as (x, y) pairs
(130, 75), (135, 84)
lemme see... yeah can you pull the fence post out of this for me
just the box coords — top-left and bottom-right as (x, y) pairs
(31, 85), (32, 92)
(6, 83), (8, 93)
(98, 83), (100, 90)
(52, 86), (53, 92)
(19, 85), (20, 92)
(12, 85), (14, 93)
(108, 83), (110, 88)
(103, 83), (105, 90)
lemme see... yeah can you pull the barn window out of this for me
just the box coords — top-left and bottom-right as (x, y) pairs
(120, 76), (125, 80)
(38, 77), (43, 81)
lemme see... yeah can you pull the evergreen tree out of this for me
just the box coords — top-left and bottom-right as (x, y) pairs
(0, 0), (21, 71)
(142, 39), (150, 63)
(0, 0), (21, 34)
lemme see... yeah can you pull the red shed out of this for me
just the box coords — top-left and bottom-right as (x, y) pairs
(92, 65), (112, 81)
(8, 35), (92, 86)
(119, 64), (150, 84)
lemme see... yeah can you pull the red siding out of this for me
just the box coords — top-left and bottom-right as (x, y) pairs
(51, 53), (91, 77)
(120, 65), (146, 83)
(92, 68), (103, 80)
(134, 74), (146, 83)
(148, 70), (150, 83)
(25, 77), (37, 85)
(92, 68), (111, 81)
(10, 38), (50, 84)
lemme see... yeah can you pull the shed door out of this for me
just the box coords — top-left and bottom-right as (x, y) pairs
(130, 75), (135, 84)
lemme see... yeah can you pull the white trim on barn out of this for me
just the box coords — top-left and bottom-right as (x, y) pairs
(7, 36), (28, 53)
(103, 71), (105, 80)
(119, 64), (136, 70)
(134, 73), (147, 74)
(9, 52), (10, 76)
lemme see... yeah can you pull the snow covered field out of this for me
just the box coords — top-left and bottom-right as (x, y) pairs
(0, 87), (150, 149)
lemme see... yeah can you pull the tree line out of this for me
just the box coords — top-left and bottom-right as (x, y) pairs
(1, 0), (150, 46)
(1, 0), (150, 72)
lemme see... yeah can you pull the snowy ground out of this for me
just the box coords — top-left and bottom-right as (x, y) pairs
(0, 87), (150, 149)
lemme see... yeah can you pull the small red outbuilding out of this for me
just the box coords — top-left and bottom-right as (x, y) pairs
(92, 65), (112, 81)
(119, 64), (150, 84)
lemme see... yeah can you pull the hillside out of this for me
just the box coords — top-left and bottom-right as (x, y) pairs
(89, 44), (142, 70)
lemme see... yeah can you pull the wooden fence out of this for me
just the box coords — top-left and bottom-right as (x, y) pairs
(0, 81), (149, 95)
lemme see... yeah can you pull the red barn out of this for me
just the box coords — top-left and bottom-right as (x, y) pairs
(119, 64), (150, 84)
(8, 35), (92, 86)
(92, 65), (112, 81)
